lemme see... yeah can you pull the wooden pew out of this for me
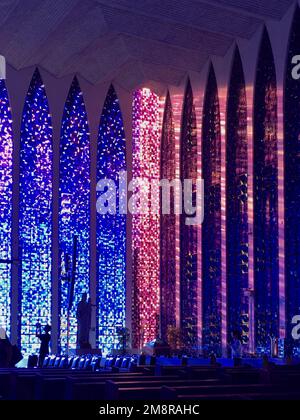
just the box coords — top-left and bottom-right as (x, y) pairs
(65, 375), (180, 400)
(106, 379), (220, 400)
(176, 391), (300, 400)
(161, 383), (296, 400)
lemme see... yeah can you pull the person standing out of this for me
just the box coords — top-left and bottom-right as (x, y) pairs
(76, 293), (92, 349)
(231, 330), (243, 367)
(0, 329), (12, 368)
(36, 324), (51, 367)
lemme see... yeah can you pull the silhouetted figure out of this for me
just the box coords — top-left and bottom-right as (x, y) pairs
(0, 334), (12, 368)
(262, 354), (269, 369)
(76, 293), (92, 349)
(210, 353), (217, 366)
(36, 324), (51, 367)
(284, 336), (294, 363)
(0, 328), (23, 367)
(231, 330), (242, 367)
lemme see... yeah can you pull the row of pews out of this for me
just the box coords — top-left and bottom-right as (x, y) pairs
(1, 356), (300, 400)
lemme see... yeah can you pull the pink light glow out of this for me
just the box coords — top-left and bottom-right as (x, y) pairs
(132, 88), (160, 349)
(246, 82), (255, 353)
(171, 91), (184, 330)
(219, 85), (228, 354)
(277, 86), (286, 339)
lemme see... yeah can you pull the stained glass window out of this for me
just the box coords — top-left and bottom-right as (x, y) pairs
(160, 92), (176, 341)
(254, 28), (279, 350)
(226, 48), (249, 345)
(97, 85), (126, 353)
(59, 77), (90, 352)
(284, 7), (300, 355)
(180, 80), (198, 349)
(202, 65), (222, 356)
(132, 88), (160, 349)
(0, 79), (13, 336)
(19, 69), (53, 355)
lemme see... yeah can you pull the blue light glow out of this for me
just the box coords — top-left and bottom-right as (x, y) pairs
(254, 29), (279, 349)
(285, 6), (300, 355)
(59, 77), (90, 352)
(0, 79), (13, 336)
(97, 85), (126, 353)
(19, 69), (53, 355)
(226, 48), (249, 345)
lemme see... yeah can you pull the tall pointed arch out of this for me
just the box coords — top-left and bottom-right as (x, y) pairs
(19, 69), (53, 355)
(285, 6), (300, 355)
(0, 79), (13, 336)
(180, 79), (198, 348)
(160, 92), (176, 340)
(226, 48), (249, 345)
(97, 85), (126, 353)
(59, 76), (90, 352)
(202, 64), (222, 355)
(132, 88), (160, 349)
(254, 28), (279, 349)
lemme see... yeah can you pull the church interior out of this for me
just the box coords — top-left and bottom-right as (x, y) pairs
(1, 0), (300, 402)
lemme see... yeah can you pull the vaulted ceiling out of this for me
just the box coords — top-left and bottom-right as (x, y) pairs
(0, 0), (295, 90)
